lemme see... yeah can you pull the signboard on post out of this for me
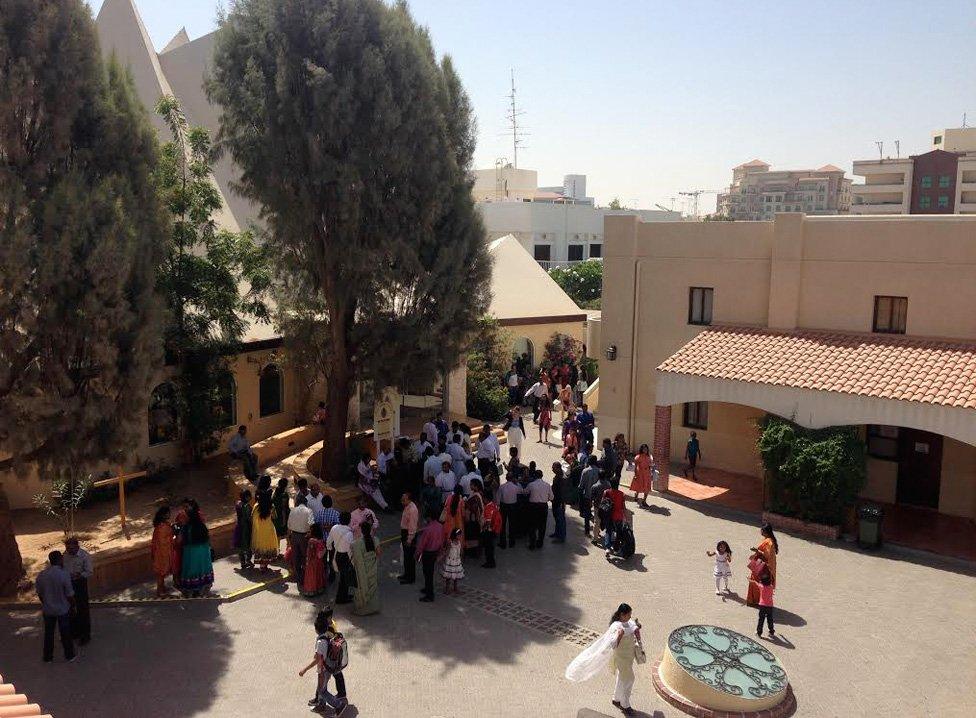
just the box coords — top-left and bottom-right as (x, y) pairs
(373, 387), (400, 455)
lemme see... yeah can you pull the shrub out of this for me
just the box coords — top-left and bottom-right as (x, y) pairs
(548, 260), (603, 306)
(466, 317), (511, 420)
(757, 415), (866, 525)
(543, 333), (584, 370)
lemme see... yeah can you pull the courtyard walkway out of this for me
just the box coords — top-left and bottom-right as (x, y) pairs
(2, 436), (974, 717)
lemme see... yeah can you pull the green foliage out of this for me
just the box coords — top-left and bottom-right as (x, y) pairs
(0, 0), (169, 477)
(33, 471), (92, 536)
(154, 96), (270, 460)
(548, 260), (603, 306)
(580, 355), (599, 382)
(607, 197), (625, 210)
(466, 318), (510, 420)
(757, 415), (867, 525)
(703, 214), (735, 221)
(209, 0), (491, 476)
(543, 333), (585, 369)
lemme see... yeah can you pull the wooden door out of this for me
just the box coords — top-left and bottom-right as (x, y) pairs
(896, 429), (943, 509)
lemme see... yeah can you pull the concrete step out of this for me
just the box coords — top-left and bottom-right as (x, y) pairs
(0, 703), (41, 717)
(0, 698), (27, 708)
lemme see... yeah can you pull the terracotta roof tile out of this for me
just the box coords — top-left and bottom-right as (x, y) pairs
(656, 326), (976, 410)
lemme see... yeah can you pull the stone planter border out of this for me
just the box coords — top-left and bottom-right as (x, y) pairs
(762, 511), (840, 541)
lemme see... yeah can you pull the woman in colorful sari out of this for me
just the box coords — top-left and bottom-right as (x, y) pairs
(252, 491), (280, 571)
(440, 488), (465, 544)
(301, 523), (328, 597)
(150, 506), (173, 597)
(170, 498), (195, 591)
(350, 519), (380, 615)
(180, 504), (214, 597)
(630, 444), (653, 507)
(746, 523), (779, 606)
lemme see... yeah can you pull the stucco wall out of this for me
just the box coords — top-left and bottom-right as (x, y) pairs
(940, 438), (976, 519)
(503, 320), (586, 370)
(668, 402), (764, 478)
(862, 458), (898, 504)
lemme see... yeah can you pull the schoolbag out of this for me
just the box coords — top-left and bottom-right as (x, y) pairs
(598, 494), (613, 517)
(321, 632), (348, 673)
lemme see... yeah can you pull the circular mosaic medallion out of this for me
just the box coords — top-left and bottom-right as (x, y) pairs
(656, 625), (790, 713)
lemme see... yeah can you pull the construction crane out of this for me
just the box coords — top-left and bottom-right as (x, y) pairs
(679, 189), (721, 219)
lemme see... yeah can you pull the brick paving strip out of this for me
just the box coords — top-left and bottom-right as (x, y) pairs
(456, 587), (602, 647)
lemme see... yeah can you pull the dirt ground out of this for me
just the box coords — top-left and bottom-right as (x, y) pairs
(12, 458), (236, 590)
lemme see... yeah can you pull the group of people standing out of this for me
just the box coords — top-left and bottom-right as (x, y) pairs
(34, 538), (92, 663)
(232, 475), (381, 616)
(150, 498), (215, 598)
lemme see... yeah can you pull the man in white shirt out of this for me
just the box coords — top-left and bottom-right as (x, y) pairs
(524, 381), (549, 424)
(62, 537), (92, 644)
(476, 424), (501, 478)
(435, 461), (457, 499)
(412, 433), (433, 461)
(423, 416), (438, 445)
(447, 435), (471, 477)
(287, 495), (314, 585)
(422, 448), (443, 483)
(506, 367), (520, 406)
(327, 512), (355, 604)
(228, 425), (258, 481)
(526, 469), (554, 550)
(306, 484), (325, 517)
(377, 445), (394, 477)
(496, 475), (524, 549)
(458, 460), (482, 497)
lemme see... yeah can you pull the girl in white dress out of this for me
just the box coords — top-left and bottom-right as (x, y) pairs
(503, 408), (525, 455)
(565, 603), (642, 716)
(441, 528), (465, 594)
(706, 540), (733, 594)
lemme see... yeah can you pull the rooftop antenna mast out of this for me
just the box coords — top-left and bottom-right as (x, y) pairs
(963, 112), (969, 128)
(506, 69), (527, 168)
(895, 140), (900, 158)
(875, 141), (884, 160)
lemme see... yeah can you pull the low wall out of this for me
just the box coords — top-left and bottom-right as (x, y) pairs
(89, 519), (235, 596)
(762, 510), (841, 541)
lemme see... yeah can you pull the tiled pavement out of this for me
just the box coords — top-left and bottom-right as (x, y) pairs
(2, 435), (975, 717)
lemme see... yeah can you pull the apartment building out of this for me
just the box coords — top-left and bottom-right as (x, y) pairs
(716, 160), (852, 220)
(599, 212), (976, 550)
(851, 127), (976, 215)
(475, 165), (680, 267)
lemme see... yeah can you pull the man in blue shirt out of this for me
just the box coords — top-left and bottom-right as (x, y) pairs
(35, 551), (76, 663)
(684, 431), (702, 481)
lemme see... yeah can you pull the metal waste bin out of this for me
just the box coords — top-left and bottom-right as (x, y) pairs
(857, 505), (883, 549)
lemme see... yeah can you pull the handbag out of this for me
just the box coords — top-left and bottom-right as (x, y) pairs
(634, 638), (647, 664)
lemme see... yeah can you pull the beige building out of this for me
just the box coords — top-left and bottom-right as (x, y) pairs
(600, 212), (976, 527)
(851, 126), (976, 215)
(717, 160), (852, 220)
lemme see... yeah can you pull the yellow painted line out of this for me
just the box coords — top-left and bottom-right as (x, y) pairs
(223, 571), (290, 602)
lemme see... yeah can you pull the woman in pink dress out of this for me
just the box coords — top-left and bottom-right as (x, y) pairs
(301, 524), (327, 597)
(630, 444), (653, 507)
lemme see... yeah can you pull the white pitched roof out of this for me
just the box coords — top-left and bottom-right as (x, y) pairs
(487, 235), (582, 321)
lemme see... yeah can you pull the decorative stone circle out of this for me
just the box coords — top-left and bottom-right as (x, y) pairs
(653, 625), (796, 717)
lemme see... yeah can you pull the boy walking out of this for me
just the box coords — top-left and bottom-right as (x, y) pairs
(683, 431), (702, 481)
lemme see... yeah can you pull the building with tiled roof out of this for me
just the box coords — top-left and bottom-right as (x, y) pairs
(717, 161), (852, 220)
(599, 211), (976, 540)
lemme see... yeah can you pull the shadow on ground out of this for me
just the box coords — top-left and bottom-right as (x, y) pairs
(0, 602), (231, 717)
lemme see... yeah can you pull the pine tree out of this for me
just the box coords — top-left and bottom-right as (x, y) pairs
(209, 0), (491, 481)
(154, 96), (270, 460)
(0, 0), (169, 593)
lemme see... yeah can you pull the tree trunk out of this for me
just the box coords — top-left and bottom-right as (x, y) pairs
(0, 481), (25, 596)
(322, 366), (351, 484)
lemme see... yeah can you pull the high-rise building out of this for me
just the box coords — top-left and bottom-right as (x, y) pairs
(851, 127), (976, 215)
(716, 160), (852, 220)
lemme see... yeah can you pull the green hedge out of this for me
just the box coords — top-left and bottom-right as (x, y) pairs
(756, 415), (866, 525)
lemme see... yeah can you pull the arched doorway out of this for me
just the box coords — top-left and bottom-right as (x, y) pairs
(513, 336), (534, 369)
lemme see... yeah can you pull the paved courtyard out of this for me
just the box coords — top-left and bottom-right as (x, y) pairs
(2, 438), (975, 717)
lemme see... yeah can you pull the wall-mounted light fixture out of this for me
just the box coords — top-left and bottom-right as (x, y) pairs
(605, 344), (618, 361)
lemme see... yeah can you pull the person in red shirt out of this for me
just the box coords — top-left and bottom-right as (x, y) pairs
(601, 480), (626, 555)
(478, 480), (502, 569)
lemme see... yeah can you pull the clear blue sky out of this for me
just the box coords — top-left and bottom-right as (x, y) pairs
(86, 0), (976, 213)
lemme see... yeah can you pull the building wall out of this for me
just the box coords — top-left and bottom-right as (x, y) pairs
(601, 212), (976, 518)
(4, 346), (304, 510)
(502, 320), (586, 370)
(909, 151), (959, 214)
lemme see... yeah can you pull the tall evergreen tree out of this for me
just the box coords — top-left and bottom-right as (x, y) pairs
(154, 96), (270, 460)
(209, 0), (490, 481)
(0, 0), (169, 593)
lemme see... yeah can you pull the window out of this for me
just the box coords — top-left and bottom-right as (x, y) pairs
(919, 196), (931, 209)
(148, 383), (178, 446)
(938, 195), (949, 208)
(920, 176), (932, 188)
(688, 287), (714, 325)
(215, 373), (237, 428)
(938, 175), (951, 188)
(873, 295), (907, 334)
(683, 402), (708, 430)
(568, 244), (584, 261)
(934, 135), (942, 145)
(259, 364), (284, 417)
(588, 243), (602, 258)
(533, 244), (551, 261)
(867, 425), (899, 460)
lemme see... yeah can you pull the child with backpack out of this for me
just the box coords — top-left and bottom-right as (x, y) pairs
(299, 608), (349, 715)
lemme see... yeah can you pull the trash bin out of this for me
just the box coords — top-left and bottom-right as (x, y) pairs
(857, 505), (884, 549)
